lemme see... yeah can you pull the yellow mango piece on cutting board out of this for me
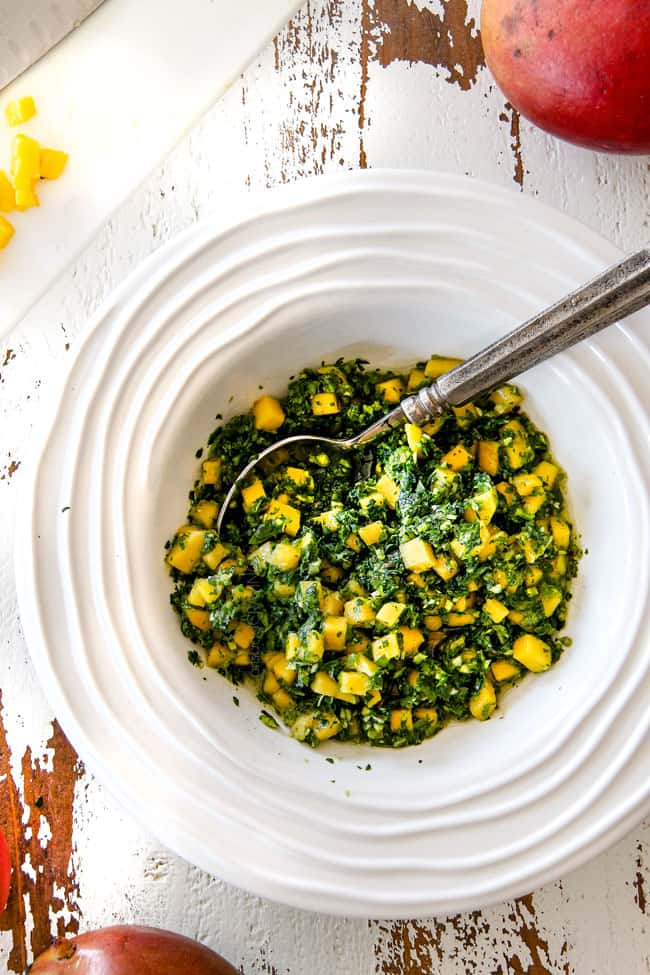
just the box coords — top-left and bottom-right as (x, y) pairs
(0, 171), (15, 212)
(5, 96), (36, 126)
(0, 215), (15, 248)
(11, 133), (40, 181)
(39, 148), (69, 180)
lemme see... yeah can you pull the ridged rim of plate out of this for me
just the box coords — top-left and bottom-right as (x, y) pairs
(15, 170), (650, 917)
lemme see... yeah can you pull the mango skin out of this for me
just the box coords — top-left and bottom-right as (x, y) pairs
(29, 926), (239, 975)
(481, 0), (650, 153)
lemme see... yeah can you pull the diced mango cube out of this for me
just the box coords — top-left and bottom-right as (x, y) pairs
(166, 527), (206, 573)
(552, 553), (568, 577)
(400, 537), (435, 572)
(323, 616), (348, 650)
(11, 133), (40, 181)
(405, 423), (424, 456)
(414, 707), (438, 726)
(203, 541), (229, 571)
(265, 499), (301, 536)
(424, 615), (442, 631)
(541, 588), (562, 618)
(469, 486), (498, 524)
(376, 474), (400, 509)
(491, 659), (521, 683)
(5, 96), (36, 126)
(534, 461), (559, 488)
(201, 458), (222, 485)
(285, 633), (301, 660)
(0, 214), (15, 248)
(272, 688), (294, 712)
(344, 597), (376, 627)
(271, 653), (296, 685)
(348, 653), (378, 676)
(339, 671), (370, 696)
(375, 601), (405, 628)
(311, 393), (340, 415)
(314, 506), (341, 532)
(233, 621), (255, 649)
(523, 493), (546, 515)
(321, 560), (344, 583)
(398, 626), (424, 654)
(442, 443), (473, 471)
(496, 481), (517, 506)
(550, 517), (571, 550)
(469, 679), (497, 720)
(320, 590), (344, 615)
(524, 565), (543, 587)
(188, 578), (218, 607)
(513, 473), (543, 497)
(346, 532), (362, 553)
(15, 186), (39, 210)
(502, 420), (529, 470)
(207, 643), (233, 669)
(490, 385), (522, 414)
(253, 394), (285, 432)
(285, 466), (313, 488)
(311, 671), (356, 703)
(483, 598), (509, 623)
(513, 634), (552, 672)
(0, 171), (14, 212)
(447, 612), (475, 627)
(425, 355), (463, 379)
(453, 403), (480, 428)
(390, 709), (413, 732)
(371, 631), (402, 661)
(312, 712), (342, 741)
(39, 147), (69, 179)
(423, 417), (445, 435)
(407, 367), (426, 390)
(430, 551), (459, 581)
(377, 378), (404, 403)
(269, 541), (301, 571)
(263, 670), (280, 695)
(273, 580), (296, 598)
(478, 440), (500, 476)
(185, 607), (211, 632)
(241, 478), (266, 511)
(359, 521), (383, 546)
(190, 500), (218, 528)
(360, 492), (386, 515)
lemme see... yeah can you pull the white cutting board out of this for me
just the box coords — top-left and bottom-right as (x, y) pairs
(0, 0), (302, 336)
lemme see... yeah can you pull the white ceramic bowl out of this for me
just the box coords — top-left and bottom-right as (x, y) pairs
(16, 171), (650, 917)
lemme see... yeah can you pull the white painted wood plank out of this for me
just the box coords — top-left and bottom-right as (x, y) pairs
(1, 0), (648, 970)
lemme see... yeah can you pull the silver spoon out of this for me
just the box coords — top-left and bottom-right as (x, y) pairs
(217, 245), (650, 534)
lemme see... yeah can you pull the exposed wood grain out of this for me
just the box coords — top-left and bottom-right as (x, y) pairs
(0, 1), (649, 973)
(368, 0), (484, 88)
(373, 893), (577, 975)
(0, 693), (82, 972)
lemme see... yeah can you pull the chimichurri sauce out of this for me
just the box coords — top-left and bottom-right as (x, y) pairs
(166, 356), (581, 748)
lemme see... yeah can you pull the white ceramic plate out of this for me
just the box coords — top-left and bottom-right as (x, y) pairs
(15, 171), (650, 918)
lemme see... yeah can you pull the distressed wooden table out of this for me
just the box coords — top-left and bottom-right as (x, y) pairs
(1, 1), (648, 972)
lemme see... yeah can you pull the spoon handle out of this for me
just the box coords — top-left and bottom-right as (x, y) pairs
(403, 246), (650, 421)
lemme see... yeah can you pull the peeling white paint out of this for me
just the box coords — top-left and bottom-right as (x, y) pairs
(21, 856), (37, 885)
(0, 0), (648, 972)
(37, 815), (52, 848)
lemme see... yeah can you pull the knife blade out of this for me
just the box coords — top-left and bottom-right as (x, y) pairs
(0, 0), (105, 92)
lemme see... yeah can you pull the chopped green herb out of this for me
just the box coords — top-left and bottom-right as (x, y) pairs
(166, 356), (580, 748)
(259, 711), (279, 730)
